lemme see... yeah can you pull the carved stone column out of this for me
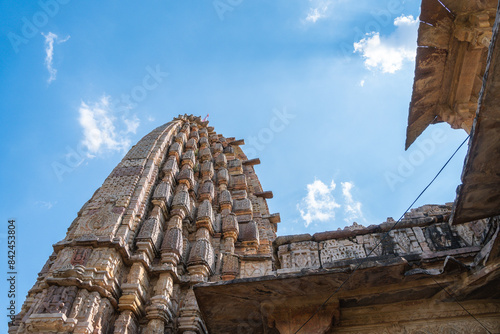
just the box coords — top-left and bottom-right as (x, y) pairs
(188, 200), (215, 282)
(144, 273), (174, 334)
(114, 310), (137, 334)
(116, 262), (148, 330)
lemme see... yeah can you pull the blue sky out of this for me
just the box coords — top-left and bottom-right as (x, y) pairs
(0, 0), (470, 327)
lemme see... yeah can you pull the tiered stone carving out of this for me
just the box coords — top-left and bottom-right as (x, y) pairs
(11, 115), (278, 334)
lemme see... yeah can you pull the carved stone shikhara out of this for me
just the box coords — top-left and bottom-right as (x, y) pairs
(11, 115), (279, 333)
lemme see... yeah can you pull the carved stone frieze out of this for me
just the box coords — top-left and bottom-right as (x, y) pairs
(171, 190), (190, 218)
(200, 161), (214, 179)
(199, 180), (215, 202)
(162, 157), (179, 180)
(186, 138), (198, 151)
(215, 152), (227, 169)
(198, 148), (212, 162)
(188, 239), (215, 271)
(233, 198), (252, 215)
(161, 227), (184, 264)
(217, 168), (229, 186)
(240, 260), (272, 278)
(320, 239), (366, 264)
(221, 253), (239, 279)
(168, 142), (183, 162)
(278, 241), (320, 273)
(177, 167), (195, 189)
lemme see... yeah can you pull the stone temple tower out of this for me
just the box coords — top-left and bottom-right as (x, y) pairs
(10, 114), (279, 333)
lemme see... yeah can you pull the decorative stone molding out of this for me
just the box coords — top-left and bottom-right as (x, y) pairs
(320, 239), (366, 265)
(278, 241), (320, 274)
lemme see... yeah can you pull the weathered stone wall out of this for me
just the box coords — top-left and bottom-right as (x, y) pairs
(275, 204), (490, 274)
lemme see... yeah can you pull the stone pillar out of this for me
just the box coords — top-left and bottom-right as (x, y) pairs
(161, 215), (183, 267)
(177, 289), (206, 334)
(116, 262), (148, 332)
(135, 206), (166, 266)
(188, 199), (214, 282)
(144, 273), (174, 334)
(114, 310), (137, 334)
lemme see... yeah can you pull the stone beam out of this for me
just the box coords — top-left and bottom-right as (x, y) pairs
(451, 3), (500, 224)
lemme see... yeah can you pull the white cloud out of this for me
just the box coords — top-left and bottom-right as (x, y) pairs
(360, 79), (365, 87)
(78, 95), (140, 156)
(305, 0), (332, 23)
(341, 182), (364, 224)
(297, 179), (341, 227)
(353, 15), (418, 73)
(42, 32), (70, 83)
(394, 15), (417, 26)
(297, 179), (366, 227)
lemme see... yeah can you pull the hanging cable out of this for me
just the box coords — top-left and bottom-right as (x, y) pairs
(294, 135), (472, 333)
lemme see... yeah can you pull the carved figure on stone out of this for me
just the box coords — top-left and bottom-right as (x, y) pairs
(74, 203), (122, 237)
(37, 286), (77, 315)
(71, 248), (92, 266)
(424, 224), (458, 251)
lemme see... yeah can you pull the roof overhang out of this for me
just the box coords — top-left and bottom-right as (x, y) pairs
(451, 2), (500, 224)
(194, 252), (493, 334)
(406, 0), (496, 149)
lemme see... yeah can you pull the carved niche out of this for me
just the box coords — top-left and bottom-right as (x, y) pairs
(70, 248), (92, 266)
(35, 286), (78, 316)
(73, 202), (123, 238)
(278, 241), (320, 273)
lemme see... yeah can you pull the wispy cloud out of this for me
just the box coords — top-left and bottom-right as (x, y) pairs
(297, 179), (365, 227)
(353, 15), (418, 73)
(341, 182), (364, 224)
(78, 95), (140, 157)
(304, 0), (332, 23)
(123, 115), (140, 134)
(42, 32), (70, 83)
(297, 179), (341, 227)
(35, 201), (57, 210)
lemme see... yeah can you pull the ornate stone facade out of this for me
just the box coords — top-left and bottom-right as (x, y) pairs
(10, 113), (500, 333)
